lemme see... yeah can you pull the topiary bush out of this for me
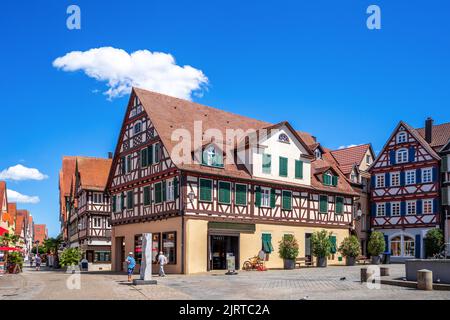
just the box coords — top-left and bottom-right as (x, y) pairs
(278, 234), (299, 260)
(368, 231), (385, 257)
(424, 228), (444, 258)
(338, 235), (361, 258)
(311, 230), (332, 258)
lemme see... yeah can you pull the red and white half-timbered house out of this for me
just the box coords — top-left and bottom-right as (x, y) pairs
(107, 88), (357, 274)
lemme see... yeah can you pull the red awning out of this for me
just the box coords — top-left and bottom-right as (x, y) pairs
(0, 227), (8, 236)
(0, 247), (22, 252)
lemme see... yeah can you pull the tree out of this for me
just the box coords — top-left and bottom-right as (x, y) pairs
(424, 229), (444, 258)
(368, 231), (385, 256)
(59, 247), (82, 267)
(43, 234), (63, 268)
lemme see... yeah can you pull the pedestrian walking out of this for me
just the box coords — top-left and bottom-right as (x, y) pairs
(125, 252), (136, 282)
(29, 254), (34, 268)
(35, 254), (41, 271)
(158, 251), (168, 277)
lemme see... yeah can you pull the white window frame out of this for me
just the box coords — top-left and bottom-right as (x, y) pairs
(391, 202), (401, 216)
(423, 199), (433, 214)
(421, 168), (432, 183)
(366, 155), (371, 165)
(92, 193), (103, 204)
(406, 201), (416, 215)
(376, 174), (385, 188)
(376, 203), (386, 217)
(396, 132), (407, 144)
(396, 148), (408, 164)
(390, 172), (400, 187)
(405, 170), (416, 185)
(93, 217), (101, 229)
(166, 179), (175, 202)
(261, 187), (271, 208)
(134, 121), (142, 135)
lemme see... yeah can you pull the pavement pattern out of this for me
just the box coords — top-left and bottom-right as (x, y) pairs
(0, 264), (449, 300)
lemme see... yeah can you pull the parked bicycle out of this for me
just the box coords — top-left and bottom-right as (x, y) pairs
(242, 256), (264, 271)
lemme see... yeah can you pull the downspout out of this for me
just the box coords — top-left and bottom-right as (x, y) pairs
(180, 172), (185, 274)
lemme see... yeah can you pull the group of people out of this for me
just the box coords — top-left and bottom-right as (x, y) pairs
(125, 250), (168, 282)
(28, 254), (42, 271)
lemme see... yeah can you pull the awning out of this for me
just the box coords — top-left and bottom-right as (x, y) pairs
(0, 227), (8, 236)
(0, 247), (23, 252)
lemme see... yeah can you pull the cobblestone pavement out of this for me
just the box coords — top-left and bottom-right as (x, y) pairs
(1, 264), (449, 300)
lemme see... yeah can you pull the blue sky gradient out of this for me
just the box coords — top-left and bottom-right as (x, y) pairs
(0, 0), (449, 236)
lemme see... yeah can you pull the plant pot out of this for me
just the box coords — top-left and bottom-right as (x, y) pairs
(317, 257), (327, 268)
(345, 256), (356, 266)
(283, 259), (295, 270)
(371, 255), (381, 265)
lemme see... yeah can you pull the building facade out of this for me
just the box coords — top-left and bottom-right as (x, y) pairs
(59, 156), (77, 244)
(33, 224), (48, 245)
(440, 140), (450, 255)
(107, 88), (357, 274)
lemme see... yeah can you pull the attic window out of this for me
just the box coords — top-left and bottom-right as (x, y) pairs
(396, 132), (407, 144)
(202, 145), (224, 168)
(315, 148), (322, 160)
(278, 133), (290, 143)
(323, 171), (338, 186)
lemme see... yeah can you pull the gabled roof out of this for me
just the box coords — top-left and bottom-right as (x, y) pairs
(416, 122), (450, 150)
(7, 203), (17, 227)
(0, 181), (7, 211)
(15, 210), (29, 236)
(76, 157), (112, 191)
(330, 144), (373, 175)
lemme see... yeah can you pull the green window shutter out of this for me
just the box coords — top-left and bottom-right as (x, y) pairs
(235, 184), (247, 206)
(335, 196), (344, 214)
(295, 160), (303, 179)
(155, 182), (162, 203)
(127, 191), (133, 209)
(255, 186), (261, 207)
(330, 236), (337, 254)
(442, 187), (449, 206)
(121, 193), (125, 210)
(319, 195), (328, 213)
(262, 154), (271, 174)
(262, 233), (273, 254)
(218, 181), (231, 204)
(174, 177), (179, 199)
(154, 143), (161, 163)
(121, 156), (126, 174)
(143, 186), (150, 206)
(282, 190), (292, 210)
(199, 179), (212, 202)
(141, 148), (148, 167)
(279, 157), (288, 177)
(270, 189), (276, 208)
(332, 176), (338, 186)
(148, 145), (154, 165)
(323, 174), (331, 185)
(162, 180), (167, 202)
(112, 195), (116, 212)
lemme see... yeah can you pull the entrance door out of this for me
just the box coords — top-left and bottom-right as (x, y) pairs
(210, 235), (239, 270)
(305, 233), (313, 264)
(115, 237), (125, 271)
(86, 250), (94, 263)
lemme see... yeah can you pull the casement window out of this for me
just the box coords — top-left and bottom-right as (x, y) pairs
(154, 182), (162, 204)
(199, 179), (213, 202)
(376, 203), (386, 217)
(396, 132), (407, 144)
(127, 191), (134, 209)
(396, 148), (408, 164)
(120, 193), (126, 210)
(92, 193), (103, 204)
(262, 154), (271, 174)
(218, 181), (231, 204)
(141, 148), (148, 167)
(94, 251), (111, 263)
(315, 148), (322, 160)
(121, 156), (126, 175)
(421, 168), (432, 183)
(281, 190), (292, 211)
(126, 155), (132, 173)
(162, 232), (177, 264)
(147, 145), (154, 165)
(261, 187), (271, 208)
(390, 172), (400, 187)
(366, 155), (372, 165)
(93, 217), (101, 228)
(143, 186), (152, 206)
(202, 145), (223, 168)
(391, 202), (401, 216)
(154, 143), (161, 163)
(335, 196), (344, 214)
(319, 195), (328, 214)
(112, 195), (117, 212)
(279, 157), (288, 177)
(134, 122), (142, 135)
(235, 183), (247, 206)
(324, 172), (337, 186)
(166, 179), (175, 202)
(295, 160), (303, 179)
(422, 199), (433, 214)
(375, 174), (385, 188)
(406, 201), (416, 215)
(405, 170), (416, 185)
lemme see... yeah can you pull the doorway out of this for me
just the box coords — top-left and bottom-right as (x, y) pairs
(209, 235), (239, 270)
(86, 250), (94, 263)
(305, 233), (313, 264)
(115, 237), (125, 271)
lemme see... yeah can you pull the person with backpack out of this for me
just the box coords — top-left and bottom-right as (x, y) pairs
(158, 251), (168, 277)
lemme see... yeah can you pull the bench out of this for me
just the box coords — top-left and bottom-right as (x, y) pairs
(356, 256), (370, 265)
(295, 257), (314, 268)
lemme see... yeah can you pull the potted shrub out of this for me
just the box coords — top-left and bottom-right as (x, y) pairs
(278, 234), (299, 269)
(311, 230), (332, 267)
(338, 235), (361, 266)
(368, 231), (385, 264)
(59, 247), (82, 273)
(424, 228), (443, 258)
(7, 252), (23, 273)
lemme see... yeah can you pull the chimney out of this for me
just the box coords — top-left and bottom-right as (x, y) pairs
(425, 117), (433, 144)
(108, 152), (113, 159)
(312, 136), (317, 143)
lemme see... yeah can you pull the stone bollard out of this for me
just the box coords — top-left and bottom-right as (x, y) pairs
(417, 269), (433, 291)
(361, 267), (375, 283)
(380, 267), (390, 277)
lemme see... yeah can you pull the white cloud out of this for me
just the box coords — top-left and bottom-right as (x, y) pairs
(0, 164), (48, 181)
(338, 144), (361, 150)
(7, 189), (40, 204)
(53, 47), (209, 100)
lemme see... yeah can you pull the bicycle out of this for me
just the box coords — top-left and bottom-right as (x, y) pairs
(242, 256), (264, 271)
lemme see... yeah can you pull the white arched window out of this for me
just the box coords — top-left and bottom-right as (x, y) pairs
(396, 132), (407, 144)
(390, 236), (401, 257)
(202, 145), (224, 167)
(396, 148), (408, 163)
(314, 148), (322, 160)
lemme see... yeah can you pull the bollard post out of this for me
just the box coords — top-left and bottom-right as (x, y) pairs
(361, 267), (375, 283)
(417, 269), (433, 291)
(380, 267), (390, 277)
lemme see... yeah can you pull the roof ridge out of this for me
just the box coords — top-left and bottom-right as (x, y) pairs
(331, 143), (370, 152)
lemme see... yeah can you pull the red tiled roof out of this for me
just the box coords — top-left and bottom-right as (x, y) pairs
(59, 156), (77, 223)
(15, 210), (29, 236)
(0, 181), (6, 211)
(76, 157), (112, 191)
(330, 144), (371, 175)
(7, 203), (17, 227)
(416, 122), (450, 150)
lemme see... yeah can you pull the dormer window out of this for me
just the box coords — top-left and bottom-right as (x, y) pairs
(323, 171), (338, 186)
(396, 132), (407, 144)
(278, 133), (290, 143)
(315, 148), (322, 160)
(366, 155), (371, 165)
(202, 145), (224, 168)
(351, 171), (360, 184)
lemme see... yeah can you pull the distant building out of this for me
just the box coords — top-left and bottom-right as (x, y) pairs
(34, 224), (48, 245)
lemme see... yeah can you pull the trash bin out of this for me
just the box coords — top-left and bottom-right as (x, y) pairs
(382, 252), (391, 264)
(81, 261), (88, 271)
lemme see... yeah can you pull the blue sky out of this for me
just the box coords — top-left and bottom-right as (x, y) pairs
(0, 0), (449, 237)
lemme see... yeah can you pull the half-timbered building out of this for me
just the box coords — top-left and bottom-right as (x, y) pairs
(108, 88), (357, 274)
(67, 156), (112, 270)
(369, 118), (450, 261)
(59, 156), (77, 244)
(331, 144), (375, 256)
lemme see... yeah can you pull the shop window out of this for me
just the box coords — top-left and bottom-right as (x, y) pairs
(94, 251), (111, 263)
(404, 236), (415, 257)
(162, 232), (177, 264)
(134, 234), (143, 265)
(152, 233), (160, 264)
(390, 236), (401, 256)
